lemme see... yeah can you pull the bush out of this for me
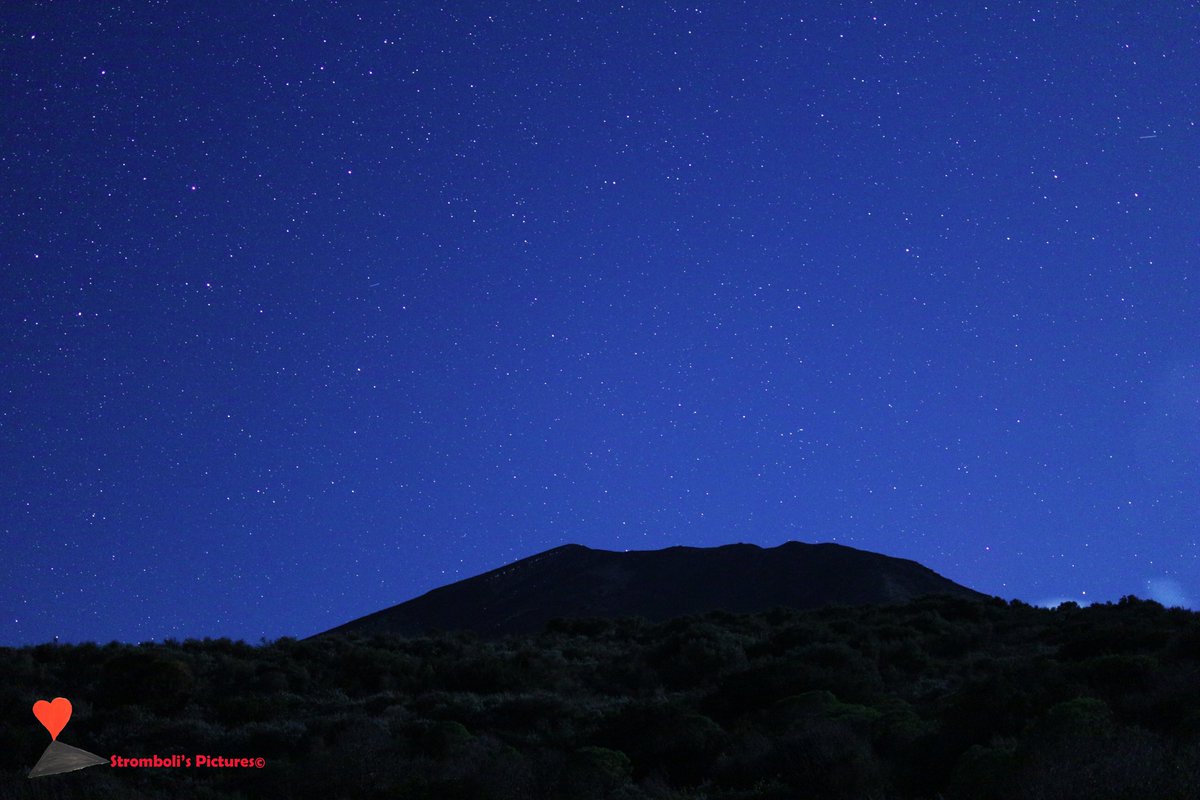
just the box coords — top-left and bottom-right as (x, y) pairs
(97, 650), (195, 714)
(560, 746), (634, 798)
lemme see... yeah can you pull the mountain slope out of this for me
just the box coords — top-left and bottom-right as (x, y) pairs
(315, 541), (989, 638)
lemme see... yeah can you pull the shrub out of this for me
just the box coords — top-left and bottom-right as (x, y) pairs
(97, 650), (195, 714)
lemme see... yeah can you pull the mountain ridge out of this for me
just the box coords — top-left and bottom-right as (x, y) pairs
(314, 540), (990, 638)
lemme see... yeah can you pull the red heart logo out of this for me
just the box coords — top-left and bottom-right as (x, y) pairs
(32, 697), (72, 740)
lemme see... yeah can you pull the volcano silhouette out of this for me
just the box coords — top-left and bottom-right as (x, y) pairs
(29, 740), (107, 778)
(316, 541), (989, 638)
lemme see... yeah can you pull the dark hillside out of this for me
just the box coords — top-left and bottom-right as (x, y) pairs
(317, 541), (988, 638)
(2, 596), (1199, 799)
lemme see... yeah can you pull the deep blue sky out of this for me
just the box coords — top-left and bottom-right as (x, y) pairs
(3, 2), (1197, 645)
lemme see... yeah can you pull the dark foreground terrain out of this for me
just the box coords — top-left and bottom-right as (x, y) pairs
(2, 595), (1199, 799)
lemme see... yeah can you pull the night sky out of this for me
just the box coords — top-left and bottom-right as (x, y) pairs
(3, 2), (1197, 646)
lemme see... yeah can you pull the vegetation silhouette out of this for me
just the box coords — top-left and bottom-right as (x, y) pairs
(2, 595), (1198, 798)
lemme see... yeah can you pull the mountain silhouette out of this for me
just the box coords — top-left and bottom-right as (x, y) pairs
(316, 541), (990, 638)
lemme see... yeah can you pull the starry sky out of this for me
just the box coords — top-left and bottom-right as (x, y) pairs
(3, 2), (1198, 646)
